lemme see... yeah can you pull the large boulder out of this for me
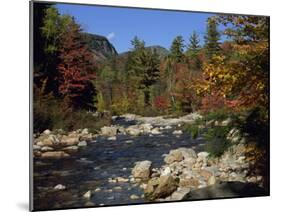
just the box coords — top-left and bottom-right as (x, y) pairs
(164, 148), (197, 164)
(197, 152), (209, 163)
(100, 126), (118, 137)
(144, 175), (178, 200)
(164, 149), (184, 164)
(132, 160), (152, 180)
(179, 178), (199, 189)
(36, 134), (59, 147)
(60, 135), (80, 146)
(197, 169), (213, 180)
(177, 148), (197, 160)
(41, 151), (70, 159)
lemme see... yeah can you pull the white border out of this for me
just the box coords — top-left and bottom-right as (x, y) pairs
(1, 0), (280, 212)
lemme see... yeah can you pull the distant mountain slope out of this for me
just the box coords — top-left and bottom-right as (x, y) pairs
(145, 45), (170, 57)
(119, 45), (169, 59)
(81, 32), (169, 64)
(81, 33), (118, 61)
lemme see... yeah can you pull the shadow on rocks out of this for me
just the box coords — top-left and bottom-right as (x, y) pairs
(184, 181), (267, 200)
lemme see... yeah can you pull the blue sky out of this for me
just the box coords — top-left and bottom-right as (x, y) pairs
(56, 4), (216, 53)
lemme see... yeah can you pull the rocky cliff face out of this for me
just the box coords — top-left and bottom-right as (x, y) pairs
(81, 33), (118, 61)
(81, 32), (169, 63)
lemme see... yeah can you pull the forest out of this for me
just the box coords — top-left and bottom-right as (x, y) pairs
(33, 3), (269, 199)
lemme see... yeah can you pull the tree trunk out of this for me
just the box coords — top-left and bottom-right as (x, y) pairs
(144, 89), (150, 106)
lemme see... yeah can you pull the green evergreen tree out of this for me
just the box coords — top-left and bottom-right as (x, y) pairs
(204, 18), (221, 59)
(186, 31), (202, 71)
(127, 37), (160, 106)
(170, 36), (185, 63)
(187, 31), (201, 52)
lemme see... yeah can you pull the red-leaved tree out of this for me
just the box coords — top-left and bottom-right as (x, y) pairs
(58, 19), (96, 110)
(153, 96), (170, 111)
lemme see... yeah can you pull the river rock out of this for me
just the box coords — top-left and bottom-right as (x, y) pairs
(121, 113), (138, 121)
(197, 152), (209, 164)
(107, 136), (117, 141)
(60, 135), (80, 146)
(63, 146), (79, 153)
(33, 145), (41, 151)
(197, 169), (213, 180)
(161, 167), (171, 176)
(54, 184), (66, 190)
(83, 190), (91, 199)
(179, 178), (199, 188)
(151, 128), (161, 135)
(43, 129), (51, 135)
(170, 187), (191, 200)
(164, 149), (184, 164)
(145, 175), (178, 200)
(126, 125), (142, 136)
(221, 118), (232, 126)
(78, 140), (87, 147)
(130, 194), (140, 200)
(116, 177), (129, 183)
(41, 151), (70, 159)
(80, 133), (94, 141)
(84, 201), (95, 207)
(94, 188), (101, 192)
(81, 128), (89, 134)
(132, 160), (152, 180)
(172, 130), (183, 135)
(178, 148), (197, 160)
(37, 134), (58, 146)
(208, 176), (217, 185)
(34, 151), (41, 157)
(41, 146), (54, 152)
(125, 140), (133, 144)
(144, 177), (159, 194)
(140, 123), (153, 134)
(101, 126), (118, 137)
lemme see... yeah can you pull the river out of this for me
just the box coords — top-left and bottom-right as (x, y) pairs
(33, 117), (206, 210)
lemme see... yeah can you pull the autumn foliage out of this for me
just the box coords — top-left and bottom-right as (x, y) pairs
(153, 96), (170, 111)
(58, 21), (96, 109)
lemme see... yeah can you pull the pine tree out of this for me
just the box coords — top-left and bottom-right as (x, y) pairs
(170, 36), (185, 63)
(187, 31), (201, 51)
(58, 19), (96, 110)
(204, 18), (221, 59)
(127, 37), (160, 106)
(186, 31), (202, 71)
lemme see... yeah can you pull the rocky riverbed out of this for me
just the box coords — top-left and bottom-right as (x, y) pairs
(32, 113), (266, 210)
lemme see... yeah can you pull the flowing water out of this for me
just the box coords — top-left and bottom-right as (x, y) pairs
(33, 118), (206, 210)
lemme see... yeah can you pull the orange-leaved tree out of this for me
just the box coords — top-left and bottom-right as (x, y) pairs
(58, 18), (96, 110)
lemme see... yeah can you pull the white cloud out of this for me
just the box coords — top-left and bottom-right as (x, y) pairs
(106, 32), (115, 41)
